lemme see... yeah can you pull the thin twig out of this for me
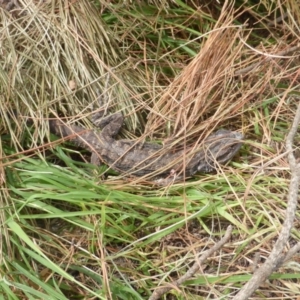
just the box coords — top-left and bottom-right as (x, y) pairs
(283, 242), (300, 263)
(234, 44), (300, 76)
(266, 12), (288, 27)
(232, 102), (300, 300)
(149, 225), (232, 300)
(274, 242), (300, 269)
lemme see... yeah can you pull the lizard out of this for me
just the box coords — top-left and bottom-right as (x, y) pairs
(48, 111), (243, 182)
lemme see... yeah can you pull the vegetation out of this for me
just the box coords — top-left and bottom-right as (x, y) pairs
(1, 0), (300, 299)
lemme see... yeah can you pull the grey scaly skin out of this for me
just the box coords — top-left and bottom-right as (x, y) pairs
(49, 112), (243, 181)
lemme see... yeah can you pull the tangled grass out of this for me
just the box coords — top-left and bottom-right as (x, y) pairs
(1, 0), (300, 299)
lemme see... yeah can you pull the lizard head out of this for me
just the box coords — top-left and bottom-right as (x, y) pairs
(196, 129), (244, 173)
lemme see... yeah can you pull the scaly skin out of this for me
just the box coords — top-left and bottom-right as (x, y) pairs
(49, 113), (243, 180)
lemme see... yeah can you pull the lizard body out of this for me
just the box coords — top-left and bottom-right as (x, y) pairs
(49, 112), (243, 180)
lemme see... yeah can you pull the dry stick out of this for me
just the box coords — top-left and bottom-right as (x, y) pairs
(233, 102), (300, 300)
(148, 225), (232, 300)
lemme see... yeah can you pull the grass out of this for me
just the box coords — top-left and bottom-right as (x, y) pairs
(1, 0), (300, 299)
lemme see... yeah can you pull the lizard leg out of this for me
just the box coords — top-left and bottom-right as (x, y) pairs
(91, 152), (101, 166)
(90, 88), (110, 127)
(90, 112), (124, 166)
(90, 89), (124, 164)
(90, 92), (124, 136)
(99, 112), (124, 137)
